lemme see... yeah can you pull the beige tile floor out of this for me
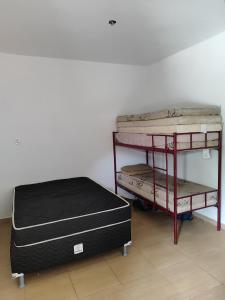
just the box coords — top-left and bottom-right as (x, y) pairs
(1, 207), (225, 300)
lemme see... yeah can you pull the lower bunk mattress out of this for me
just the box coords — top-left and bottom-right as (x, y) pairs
(11, 177), (131, 274)
(117, 172), (217, 214)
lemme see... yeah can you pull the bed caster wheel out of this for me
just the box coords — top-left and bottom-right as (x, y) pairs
(122, 241), (132, 256)
(12, 273), (25, 288)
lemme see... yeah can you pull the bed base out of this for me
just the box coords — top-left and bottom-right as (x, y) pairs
(113, 131), (222, 244)
(12, 241), (132, 288)
(11, 220), (131, 288)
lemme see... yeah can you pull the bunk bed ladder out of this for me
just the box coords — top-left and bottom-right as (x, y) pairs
(165, 136), (169, 211)
(152, 133), (177, 244)
(152, 136), (156, 208)
(151, 135), (170, 212)
(173, 133), (178, 244)
(217, 131), (222, 231)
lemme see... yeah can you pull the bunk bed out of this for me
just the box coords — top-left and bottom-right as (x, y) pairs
(113, 130), (222, 244)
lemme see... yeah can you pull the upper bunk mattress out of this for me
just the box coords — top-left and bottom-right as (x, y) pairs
(13, 177), (130, 247)
(117, 106), (221, 122)
(115, 132), (220, 150)
(117, 123), (222, 135)
(117, 115), (222, 128)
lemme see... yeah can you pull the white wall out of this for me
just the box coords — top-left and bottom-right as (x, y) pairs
(1, 31), (225, 224)
(0, 53), (147, 219)
(142, 31), (225, 223)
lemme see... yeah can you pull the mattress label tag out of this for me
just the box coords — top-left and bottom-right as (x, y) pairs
(74, 243), (83, 254)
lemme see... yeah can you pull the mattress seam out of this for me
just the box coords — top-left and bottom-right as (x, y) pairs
(14, 219), (131, 248)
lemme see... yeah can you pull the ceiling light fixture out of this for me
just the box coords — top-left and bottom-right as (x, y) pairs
(108, 20), (117, 26)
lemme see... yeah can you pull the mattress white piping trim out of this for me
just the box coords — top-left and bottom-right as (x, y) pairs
(12, 178), (130, 231)
(14, 219), (131, 248)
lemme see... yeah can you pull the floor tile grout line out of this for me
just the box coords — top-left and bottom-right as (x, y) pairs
(177, 249), (225, 284)
(196, 266), (225, 285)
(103, 254), (125, 285)
(66, 259), (122, 299)
(67, 271), (80, 300)
(104, 248), (161, 287)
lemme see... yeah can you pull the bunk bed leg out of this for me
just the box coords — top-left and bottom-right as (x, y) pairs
(217, 207), (221, 231)
(173, 214), (178, 245)
(217, 131), (222, 231)
(113, 132), (118, 194)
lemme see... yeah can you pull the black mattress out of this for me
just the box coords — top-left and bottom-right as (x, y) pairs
(13, 177), (131, 247)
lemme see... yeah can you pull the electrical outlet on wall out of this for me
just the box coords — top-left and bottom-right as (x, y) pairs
(202, 149), (211, 159)
(15, 138), (21, 145)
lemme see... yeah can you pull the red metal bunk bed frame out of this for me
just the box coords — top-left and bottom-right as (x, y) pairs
(113, 131), (222, 244)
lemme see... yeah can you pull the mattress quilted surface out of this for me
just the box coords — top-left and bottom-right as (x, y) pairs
(117, 106), (221, 122)
(13, 177), (130, 246)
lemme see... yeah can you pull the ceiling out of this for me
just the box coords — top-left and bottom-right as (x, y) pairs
(0, 0), (225, 65)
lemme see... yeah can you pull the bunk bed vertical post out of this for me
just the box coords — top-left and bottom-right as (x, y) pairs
(165, 136), (169, 210)
(173, 133), (178, 244)
(113, 132), (118, 194)
(217, 131), (222, 231)
(152, 135), (156, 207)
